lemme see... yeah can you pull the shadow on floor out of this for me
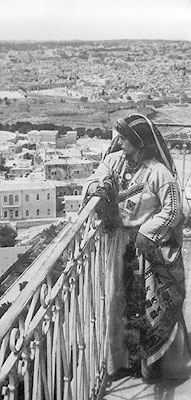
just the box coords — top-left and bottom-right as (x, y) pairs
(102, 375), (191, 400)
(153, 378), (190, 400)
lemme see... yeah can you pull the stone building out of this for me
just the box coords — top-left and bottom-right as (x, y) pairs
(55, 180), (85, 197)
(45, 158), (94, 181)
(0, 180), (56, 221)
(8, 160), (33, 178)
(54, 179), (87, 216)
(64, 195), (82, 213)
(56, 131), (77, 148)
(27, 130), (58, 144)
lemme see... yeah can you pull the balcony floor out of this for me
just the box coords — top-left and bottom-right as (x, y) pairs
(102, 375), (191, 400)
(101, 239), (191, 400)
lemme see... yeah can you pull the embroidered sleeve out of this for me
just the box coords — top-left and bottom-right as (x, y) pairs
(139, 165), (181, 243)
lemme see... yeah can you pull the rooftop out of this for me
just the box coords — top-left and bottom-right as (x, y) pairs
(64, 195), (82, 200)
(45, 158), (93, 165)
(0, 178), (56, 191)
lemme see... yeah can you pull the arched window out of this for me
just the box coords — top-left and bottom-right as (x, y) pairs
(37, 209), (40, 216)
(15, 195), (19, 202)
(4, 211), (7, 218)
(26, 210), (29, 217)
(47, 209), (50, 215)
(25, 194), (29, 201)
(4, 195), (7, 203)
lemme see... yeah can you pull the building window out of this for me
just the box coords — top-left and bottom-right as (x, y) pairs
(26, 210), (29, 217)
(74, 190), (78, 195)
(36, 193), (40, 200)
(47, 209), (50, 215)
(37, 209), (40, 216)
(15, 210), (19, 218)
(47, 193), (50, 200)
(4, 195), (7, 203)
(4, 211), (7, 218)
(15, 195), (19, 202)
(25, 194), (29, 201)
(9, 209), (13, 220)
(9, 195), (13, 205)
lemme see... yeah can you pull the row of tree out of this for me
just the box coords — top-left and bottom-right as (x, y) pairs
(0, 122), (112, 140)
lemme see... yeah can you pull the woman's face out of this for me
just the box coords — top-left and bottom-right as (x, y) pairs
(118, 135), (139, 158)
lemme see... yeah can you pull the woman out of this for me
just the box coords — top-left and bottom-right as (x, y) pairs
(83, 114), (185, 381)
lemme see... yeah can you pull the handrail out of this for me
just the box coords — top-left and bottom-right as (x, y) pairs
(156, 123), (191, 128)
(0, 197), (99, 315)
(0, 195), (106, 400)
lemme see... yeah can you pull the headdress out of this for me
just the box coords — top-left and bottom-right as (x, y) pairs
(104, 113), (177, 177)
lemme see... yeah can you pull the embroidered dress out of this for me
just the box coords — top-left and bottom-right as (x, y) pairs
(83, 150), (185, 375)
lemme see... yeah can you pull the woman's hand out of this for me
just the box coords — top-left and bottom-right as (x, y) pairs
(135, 232), (155, 255)
(87, 182), (99, 196)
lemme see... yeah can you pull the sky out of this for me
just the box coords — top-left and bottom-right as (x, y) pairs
(0, 0), (191, 42)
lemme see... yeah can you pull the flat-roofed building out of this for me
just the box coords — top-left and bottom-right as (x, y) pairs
(66, 131), (77, 145)
(45, 158), (94, 180)
(0, 144), (16, 160)
(8, 160), (33, 178)
(56, 137), (68, 149)
(40, 130), (58, 143)
(27, 130), (58, 144)
(54, 179), (86, 197)
(56, 131), (77, 149)
(27, 130), (42, 144)
(51, 180), (86, 217)
(64, 195), (82, 213)
(0, 180), (56, 221)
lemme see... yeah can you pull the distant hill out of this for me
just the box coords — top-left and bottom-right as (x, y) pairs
(0, 38), (190, 52)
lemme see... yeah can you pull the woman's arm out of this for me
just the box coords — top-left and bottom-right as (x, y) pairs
(82, 157), (111, 198)
(138, 164), (181, 244)
(82, 151), (123, 198)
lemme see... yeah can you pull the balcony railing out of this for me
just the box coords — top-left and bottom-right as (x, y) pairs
(0, 196), (108, 400)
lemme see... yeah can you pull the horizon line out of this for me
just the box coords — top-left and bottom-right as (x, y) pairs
(1, 37), (191, 44)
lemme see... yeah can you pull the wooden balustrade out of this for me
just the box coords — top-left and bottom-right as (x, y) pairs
(0, 197), (108, 400)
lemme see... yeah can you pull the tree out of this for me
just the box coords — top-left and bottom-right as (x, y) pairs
(0, 225), (17, 247)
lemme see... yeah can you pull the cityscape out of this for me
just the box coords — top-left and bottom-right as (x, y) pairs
(1, 40), (191, 230)
(1, 39), (191, 129)
(1, 38), (191, 399)
(0, 39), (191, 251)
